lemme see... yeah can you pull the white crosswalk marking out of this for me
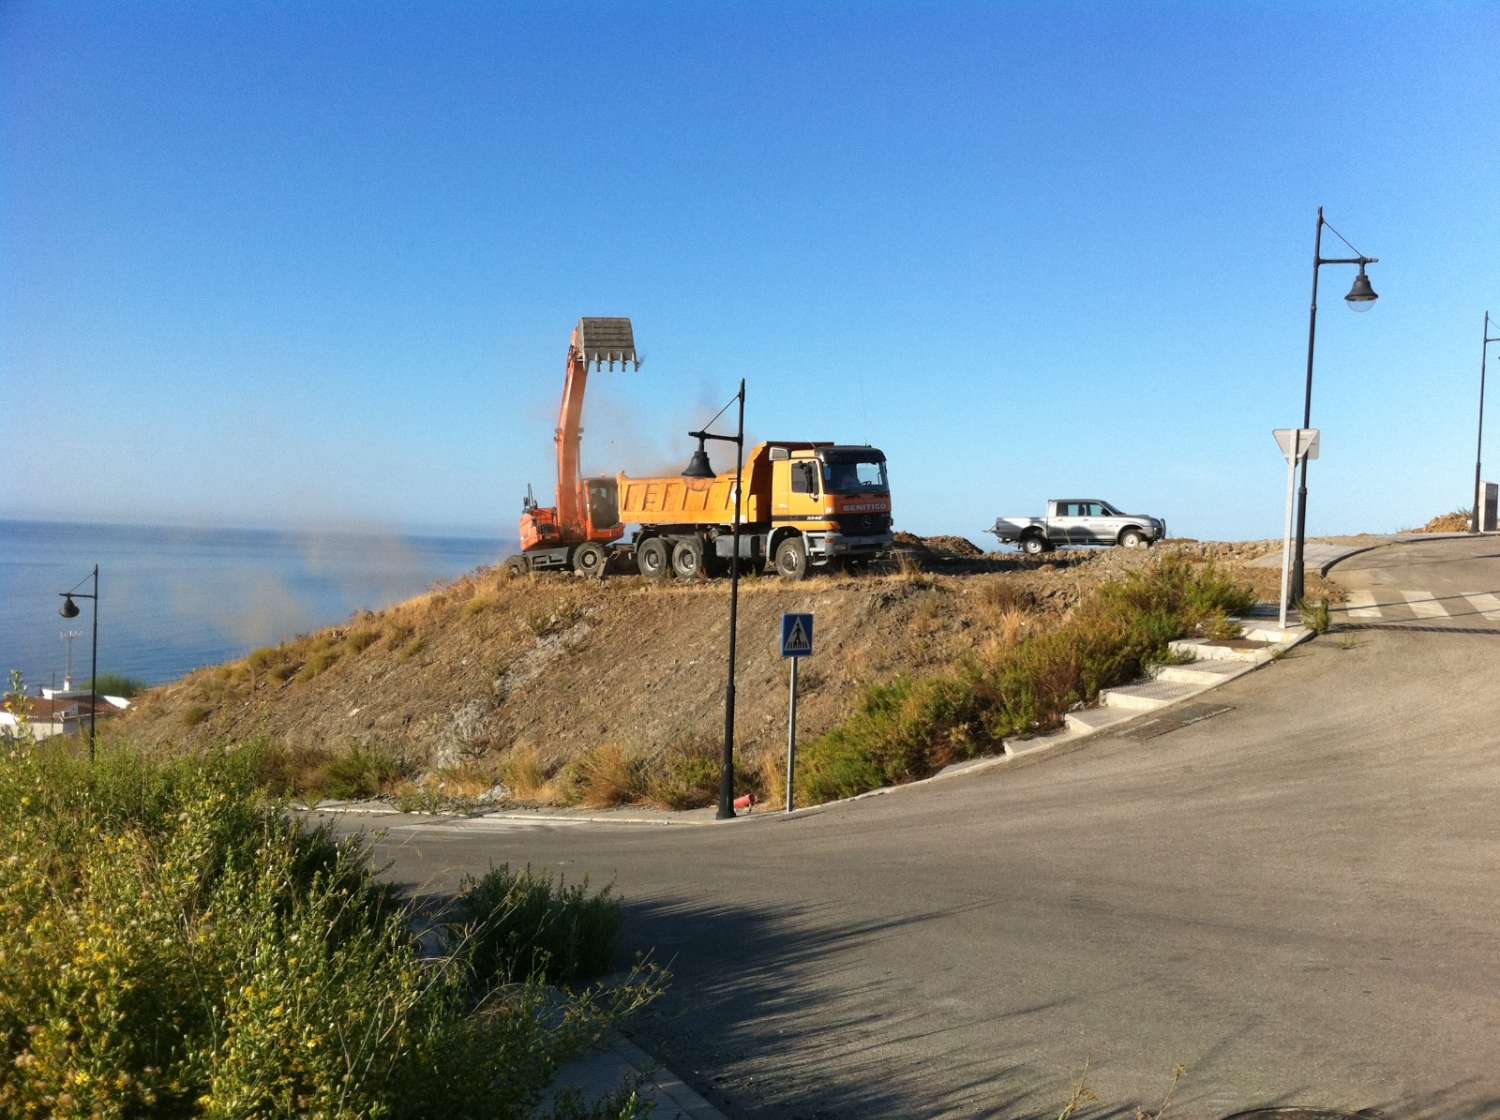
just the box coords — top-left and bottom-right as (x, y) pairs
(1461, 592), (1500, 621)
(1401, 590), (1450, 618)
(1343, 589), (1382, 618)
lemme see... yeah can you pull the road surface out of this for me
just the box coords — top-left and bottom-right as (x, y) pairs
(319, 536), (1500, 1119)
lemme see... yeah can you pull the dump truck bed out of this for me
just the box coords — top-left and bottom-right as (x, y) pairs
(615, 473), (755, 525)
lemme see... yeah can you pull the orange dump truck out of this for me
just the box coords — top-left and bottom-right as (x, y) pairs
(612, 440), (892, 580)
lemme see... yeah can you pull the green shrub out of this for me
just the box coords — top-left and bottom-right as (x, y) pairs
(795, 557), (1258, 805)
(319, 742), (408, 800)
(645, 738), (722, 809)
(83, 672), (147, 698)
(0, 741), (661, 1118)
(453, 865), (623, 986)
(1298, 597), (1332, 634)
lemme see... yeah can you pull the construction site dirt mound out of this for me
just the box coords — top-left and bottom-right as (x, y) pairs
(893, 532), (985, 558)
(1412, 511), (1471, 534)
(117, 540), (1327, 807)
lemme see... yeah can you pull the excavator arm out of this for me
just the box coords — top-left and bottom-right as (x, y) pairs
(554, 317), (638, 535)
(521, 317), (638, 551)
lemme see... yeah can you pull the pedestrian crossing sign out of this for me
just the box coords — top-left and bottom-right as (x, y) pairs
(781, 613), (814, 658)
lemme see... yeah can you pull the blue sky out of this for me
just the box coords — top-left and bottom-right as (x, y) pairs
(4, 1), (1498, 541)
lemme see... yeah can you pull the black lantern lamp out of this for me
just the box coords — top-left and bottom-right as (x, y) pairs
(682, 436), (715, 479)
(1344, 264), (1378, 311)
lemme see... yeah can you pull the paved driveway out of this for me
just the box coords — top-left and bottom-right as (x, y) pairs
(322, 537), (1500, 1120)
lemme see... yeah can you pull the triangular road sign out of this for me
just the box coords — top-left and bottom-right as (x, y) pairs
(781, 612), (814, 657)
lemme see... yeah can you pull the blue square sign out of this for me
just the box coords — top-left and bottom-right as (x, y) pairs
(781, 612), (814, 658)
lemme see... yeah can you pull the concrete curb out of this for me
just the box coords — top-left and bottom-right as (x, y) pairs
(297, 801), (720, 827)
(1321, 531), (1500, 575)
(540, 1030), (725, 1119)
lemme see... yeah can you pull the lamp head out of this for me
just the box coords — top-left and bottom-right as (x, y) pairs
(681, 438), (715, 479)
(59, 595), (80, 619)
(1345, 264), (1378, 312)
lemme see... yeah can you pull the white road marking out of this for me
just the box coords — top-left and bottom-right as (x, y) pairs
(1461, 592), (1500, 621)
(1401, 590), (1450, 619)
(1343, 589), (1382, 618)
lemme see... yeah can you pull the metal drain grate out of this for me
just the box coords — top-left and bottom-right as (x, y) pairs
(1221, 1110), (1387, 1120)
(1120, 702), (1234, 741)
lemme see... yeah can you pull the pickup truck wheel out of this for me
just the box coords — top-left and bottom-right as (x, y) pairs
(572, 542), (607, 578)
(1119, 529), (1145, 549)
(671, 537), (705, 579)
(637, 537), (671, 579)
(774, 536), (809, 580)
(1021, 535), (1046, 556)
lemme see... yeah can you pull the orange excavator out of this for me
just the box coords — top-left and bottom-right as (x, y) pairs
(507, 317), (640, 576)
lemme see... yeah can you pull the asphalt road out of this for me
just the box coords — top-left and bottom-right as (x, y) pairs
(320, 536), (1500, 1120)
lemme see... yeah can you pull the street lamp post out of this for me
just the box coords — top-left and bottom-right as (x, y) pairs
(1290, 207), (1380, 604)
(58, 564), (100, 763)
(681, 381), (747, 820)
(1473, 311), (1499, 533)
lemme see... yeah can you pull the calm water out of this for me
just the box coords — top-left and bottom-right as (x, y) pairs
(1, 520), (509, 689)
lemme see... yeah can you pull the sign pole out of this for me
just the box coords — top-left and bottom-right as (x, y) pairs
(786, 656), (798, 813)
(1278, 430), (1301, 629)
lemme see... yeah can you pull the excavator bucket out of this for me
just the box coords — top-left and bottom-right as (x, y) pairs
(576, 317), (640, 370)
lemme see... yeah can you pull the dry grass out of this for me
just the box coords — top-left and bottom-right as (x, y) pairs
(499, 743), (550, 801)
(346, 627), (382, 654)
(436, 763), (494, 800)
(181, 704), (213, 728)
(294, 648), (340, 683)
(755, 748), (788, 810)
(573, 743), (645, 808)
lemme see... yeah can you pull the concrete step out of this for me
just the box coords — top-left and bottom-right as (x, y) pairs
(1062, 706), (1137, 735)
(1152, 659), (1251, 686)
(1236, 623), (1304, 643)
(1099, 678), (1200, 712)
(1168, 638), (1273, 664)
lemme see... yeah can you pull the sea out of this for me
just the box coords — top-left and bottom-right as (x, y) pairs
(1, 519), (510, 690)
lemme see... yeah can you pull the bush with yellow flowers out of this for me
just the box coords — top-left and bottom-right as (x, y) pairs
(0, 732), (662, 1119)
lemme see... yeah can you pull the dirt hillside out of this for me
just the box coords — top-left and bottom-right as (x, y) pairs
(118, 537), (1329, 806)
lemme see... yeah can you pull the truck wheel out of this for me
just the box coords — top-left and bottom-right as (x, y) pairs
(504, 555), (528, 576)
(1022, 535), (1046, 556)
(774, 536), (809, 580)
(637, 537), (671, 579)
(671, 537), (705, 579)
(572, 542), (607, 578)
(1119, 529), (1145, 549)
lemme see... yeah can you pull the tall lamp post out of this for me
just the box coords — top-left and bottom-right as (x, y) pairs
(681, 380), (747, 820)
(1291, 207), (1380, 604)
(1473, 311), (1499, 533)
(58, 564), (100, 763)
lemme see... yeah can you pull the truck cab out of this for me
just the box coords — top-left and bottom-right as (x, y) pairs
(765, 444), (893, 574)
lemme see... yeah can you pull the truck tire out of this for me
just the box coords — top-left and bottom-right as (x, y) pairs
(505, 555), (529, 576)
(671, 537), (705, 579)
(1021, 535), (1046, 556)
(1119, 528), (1145, 549)
(572, 541), (607, 578)
(774, 536), (809, 580)
(637, 537), (671, 579)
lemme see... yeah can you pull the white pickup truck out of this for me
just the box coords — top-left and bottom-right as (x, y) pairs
(990, 499), (1167, 555)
